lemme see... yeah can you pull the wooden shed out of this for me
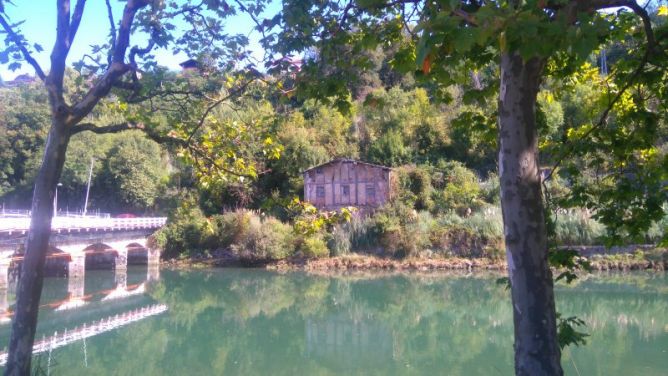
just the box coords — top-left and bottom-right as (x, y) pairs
(303, 159), (392, 212)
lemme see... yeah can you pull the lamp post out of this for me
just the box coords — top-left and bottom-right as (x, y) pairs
(83, 158), (94, 217)
(54, 182), (63, 217)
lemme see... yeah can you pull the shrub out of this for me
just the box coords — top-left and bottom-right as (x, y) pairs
(428, 207), (504, 258)
(461, 208), (503, 239)
(361, 203), (433, 258)
(299, 235), (330, 258)
(432, 161), (482, 215)
(229, 214), (295, 262)
(479, 172), (500, 205)
(348, 215), (380, 252)
(394, 165), (434, 211)
(326, 224), (352, 256)
(553, 210), (604, 245)
(153, 201), (210, 258)
(398, 211), (434, 258)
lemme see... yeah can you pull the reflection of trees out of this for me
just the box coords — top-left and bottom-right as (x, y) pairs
(38, 270), (668, 376)
(557, 273), (668, 375)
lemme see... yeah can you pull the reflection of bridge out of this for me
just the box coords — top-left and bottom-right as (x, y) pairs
(0, 264), (166, 370)
(0, 266), (161, 323)
(0, 216), (166, 289)
(0, 304), (168, 366)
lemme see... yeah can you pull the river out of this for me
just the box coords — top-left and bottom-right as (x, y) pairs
(0, 267), (666, 375)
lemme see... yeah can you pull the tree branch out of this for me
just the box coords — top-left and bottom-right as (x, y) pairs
(69, 0), (150, 125)
(69, 121), (253, 177)
(68, 0), (87, 46)
(69, 121), (145, 136)
(185, 78), (257, 143)
(625, 1), (659, 57)
(0, 14), (46, 80)
(545, 50), (651, 181)
(113, 0), (148, 64)
(105, 0), (117, 67)
(48, 0), (73, 94)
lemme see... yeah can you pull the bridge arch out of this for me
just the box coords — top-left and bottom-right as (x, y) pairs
(127, 242), (150, 265)
(43, 247), (71, 277)
(84, 243), (119, 270)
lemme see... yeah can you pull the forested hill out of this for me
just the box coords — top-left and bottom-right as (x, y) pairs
(1, 44), (666, 230)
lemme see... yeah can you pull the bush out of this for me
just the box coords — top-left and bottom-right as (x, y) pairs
(553, 210), (604, 245)
(479, 172), (500, 205)
(299, 235), (330, 258)
(432, 161), (482, 215)
(155, 207), (297, 261)
(461, 208), (503, 239)
(361, 202), (432, 258)
(348, 215), (380, 252)
(326, 224), (352, 256)
(394, 165), (434, 211)
(153, 201), (210, 259)
(428, 207), (504, 259)
(228, 213), (295, 262)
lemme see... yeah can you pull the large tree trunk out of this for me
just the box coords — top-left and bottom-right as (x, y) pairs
(498, 52), (562, 375)
(5, 117), (70, 375)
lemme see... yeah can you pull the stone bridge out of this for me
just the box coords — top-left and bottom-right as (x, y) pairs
(0, 216), (167, 289)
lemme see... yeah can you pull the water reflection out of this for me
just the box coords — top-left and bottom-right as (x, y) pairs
(0, 264), (164, 372)
(2, 269), (668, 375)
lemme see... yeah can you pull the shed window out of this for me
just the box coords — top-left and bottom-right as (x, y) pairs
(366, 185), (376, 198)
(341, 185), (350, 196)
(316, 185), (325, 198)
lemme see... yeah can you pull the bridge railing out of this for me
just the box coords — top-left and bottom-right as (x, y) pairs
(0, 217), (167, 232)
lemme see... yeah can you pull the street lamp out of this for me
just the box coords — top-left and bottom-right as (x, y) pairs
(54, 182), (63, 216)
(83, 157), (94, 217)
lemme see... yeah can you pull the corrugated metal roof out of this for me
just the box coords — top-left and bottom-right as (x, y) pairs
(302, 158), (392, 174)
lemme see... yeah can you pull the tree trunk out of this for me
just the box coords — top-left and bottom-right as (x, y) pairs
(5, 117), (70, 375)
(498, 52), (562, 375)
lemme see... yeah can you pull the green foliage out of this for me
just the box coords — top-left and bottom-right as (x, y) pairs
(289, 198), (356, 236)
(367, 130), (411, 166)
(557, 315), (590, 350)
(394, 165), (434, 211)
(154, 199), (210, 259)
(228, 214), (295, 262)
(326, 224), (352, 256)
(553, 210), (605, 246)
(98, 132), (167, 211)
(0, 81), (171, 213)
(298, 235), (330, 259)
(0, 83), (50, 198)
(549, 249), (593, 284)
(156, 207), (297, 262)
(433, 161), (482, 215)
(479, 172), (500, 205)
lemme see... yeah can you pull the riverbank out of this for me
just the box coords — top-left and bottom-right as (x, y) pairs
(161, 248), (667, 272)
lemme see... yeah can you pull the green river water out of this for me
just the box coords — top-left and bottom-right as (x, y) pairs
(1, 267), (666, 375)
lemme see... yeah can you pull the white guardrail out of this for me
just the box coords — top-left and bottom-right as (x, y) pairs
(0, 217), (167, 232)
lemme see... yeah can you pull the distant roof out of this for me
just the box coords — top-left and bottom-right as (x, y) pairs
(179, 59), (199, 69)
(302, 159), (392, 174)
(3, 74), (37, 87)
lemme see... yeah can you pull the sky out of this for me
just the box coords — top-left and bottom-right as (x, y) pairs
(0, 0), (279, 81)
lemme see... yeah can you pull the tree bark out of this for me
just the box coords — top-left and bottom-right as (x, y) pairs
(498, 52), (562, 375)
(4, 117), (71, 375)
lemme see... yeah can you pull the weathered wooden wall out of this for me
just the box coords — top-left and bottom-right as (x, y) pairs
(304, 160), (391, 211)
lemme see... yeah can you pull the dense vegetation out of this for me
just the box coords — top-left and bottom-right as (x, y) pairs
(4, 48), (668, 260)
